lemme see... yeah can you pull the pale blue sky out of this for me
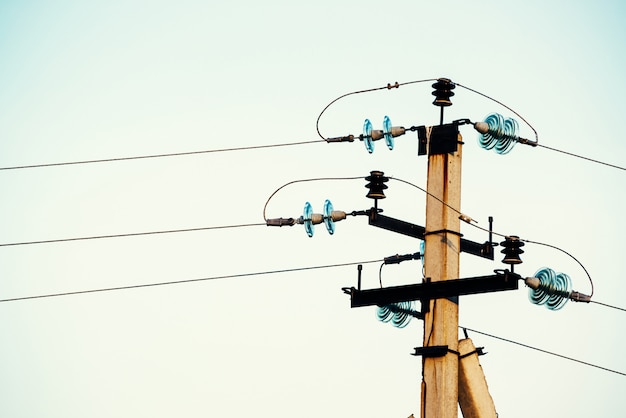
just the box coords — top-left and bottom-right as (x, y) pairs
(1, 1), (625, 417)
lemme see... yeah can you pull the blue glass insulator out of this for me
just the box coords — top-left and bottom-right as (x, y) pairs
(391, 301), (414, 328)
(323, 199), (335, 235)
(494, 117), (519, 155)
(303, 201), (314, 237)
(363, 119), (374, 153)
(377, 305), (394, 323)
(382, 115), (394, 150)
(377, 301), (414, 328)
(546, 272), (572, 311)
(529, 267), (554, 306)
(477, 113), (503, 151)
(529, 267), (571, 311)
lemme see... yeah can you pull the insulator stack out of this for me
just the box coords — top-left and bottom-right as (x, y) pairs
(364, 170), (389, 200)
(362, 116), (405, 153)
(300, 200), (346, 237)
(500, 236), (524, 268)
(526, 267), (572, 311)
(431, 78), (455, 107)
(377, 301), (416, 328)
(474, 113), (521, 155)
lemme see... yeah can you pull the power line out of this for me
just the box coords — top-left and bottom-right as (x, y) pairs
(462, 326), (626, 377)
(2, 245), (624, 376)
(536, 143), (626, 171)
(455, 82), (539, 144)
(0, 222), (266, 247)
(263, 175), (364, 221)
(590, 300), (626, 312)
(0, 140), (324, 171)
(0, 259), (382, 303)
(315, 78), (437, 140)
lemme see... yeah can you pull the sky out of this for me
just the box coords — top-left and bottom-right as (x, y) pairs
(1, 1), (625, 417)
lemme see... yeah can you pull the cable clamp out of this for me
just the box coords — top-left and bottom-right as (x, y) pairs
(459, 347), (487, 359)
(265, 217), (296, 227)
(411, 345), (460, 358)
(325, 135), (355, 143)
(423, 229), (463, 238)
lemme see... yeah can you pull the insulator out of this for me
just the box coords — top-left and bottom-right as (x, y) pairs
(301, 202), (324, 237)
(363, 119), (374, 153)
(432, 78), (455, 107)
(299, 200), (346, 237)
(322, 199), (346, 235)
(382, 116), (394, 150)
(362, 119), (384, 154)
(323, 199), (335, 235)
(500, 236), (524, 265)
(527, 267), (573, 311)
(494, 117), (519, 155)
(302, 201), (314, 237)
(381, 116), (406, 151)
(376, 301), (415, 328)
(474, 113), (520, 155)
(365, 170), (389, 200)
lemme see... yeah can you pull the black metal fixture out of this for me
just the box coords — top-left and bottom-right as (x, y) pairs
(500, 235), (524, 270)
(345, 269), (521, 309)
(364, 170), (389, 209)
(432, 78), (455, 107)
(432, 78), (456, 125)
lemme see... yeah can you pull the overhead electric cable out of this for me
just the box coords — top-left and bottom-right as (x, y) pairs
(462, 326), (626, 377)
(536, 143), (626, 171)
(0, 140), (324, 171)
(263, 175), (364, 221)
(589, 300), (626, 312)
(0, 259), (382, 303)
(455, 82), (539, 144)
(0, 222), (266, 247)
(315, 78), (437, 140)
(521, 238), (594, 297)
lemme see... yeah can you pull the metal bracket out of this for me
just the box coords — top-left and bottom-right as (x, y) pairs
(346, 270), (521, 308)
(368, 211), (494, 260)
(412, 345), (459, 358)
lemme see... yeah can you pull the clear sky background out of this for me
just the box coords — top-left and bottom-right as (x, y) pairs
(1, 1), (625, 417)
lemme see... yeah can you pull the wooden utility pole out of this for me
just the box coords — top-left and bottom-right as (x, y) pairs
(420, 128), (463, 418)
(458, 338), (497, 418)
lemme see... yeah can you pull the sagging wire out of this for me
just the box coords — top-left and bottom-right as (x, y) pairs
(455, 81), (539, 145)
(315, 78), (437, 140)
(262, 175), (363, 221)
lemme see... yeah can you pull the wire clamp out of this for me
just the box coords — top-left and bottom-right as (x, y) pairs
(411, 345), (460, 358)
(424, 229), (463, 238)
(459, 347), (487, 359)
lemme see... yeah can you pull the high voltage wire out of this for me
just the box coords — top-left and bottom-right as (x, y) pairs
(1, 254), (623, 377)
(0, 222), (266, 247)
(0, 134), (623, 174)
(1, 75), (624, 173)
(0, 259), (383, 303)
(590, 300), (626, 312)
(0, 174), (596, 299)
(0, 140), (324, 171)
(462, 326), (626, 377)
(316, 78), (625, 172)
(536, 143), (626, 171)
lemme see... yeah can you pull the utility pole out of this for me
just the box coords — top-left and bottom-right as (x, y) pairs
(335, 78), (527, 417)
(420, 124), (462, 418)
